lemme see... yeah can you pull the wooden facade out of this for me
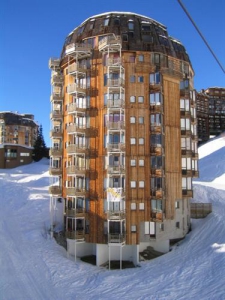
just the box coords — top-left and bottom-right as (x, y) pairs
(49, 12), (198, 263)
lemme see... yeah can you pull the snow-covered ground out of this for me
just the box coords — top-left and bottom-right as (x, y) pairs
(0, 134), (225, 300)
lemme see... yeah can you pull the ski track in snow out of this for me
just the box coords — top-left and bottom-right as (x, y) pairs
(0, 136), (225, 300)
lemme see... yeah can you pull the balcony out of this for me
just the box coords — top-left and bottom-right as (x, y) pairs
(66, 124), (87, 134)
(105, 188), (125, 199)
(67, 102), (87, 114)
(108, 233), (125, 244)
(151, 168), (164, 177)
(66, 165), (87, 176)
(180, 110), (191, 117)
(107, 78), (124, 87)
(65, 230), (85, 241)
(181, 149), (192, 156)
(107, 99), (125, 108)
(106, 57), (122, 67)
(49, 147), (63, 156)
(106, 121), (125, 130)
(107, 165), (125, 174)
(151, 211), (163, 222)
(49, 58), (60, 69)
(107, 210), (125, 220)
(49, 186), (62, 196)
(50, 110), (63, 119)
(66, 144), (88, 154)
(192, 170), (199, 178)
(51, 74), (63, 85)
(150, 124), (163, 134)
(49, 167), (62, 176)
(65, 43), (92, 57)
(66, 187), (87, 197)
(182, 169), (193, 176)
(65, 208), (86, 218)
(68, 62), (87, 75)
(107, 143), (125, 152)
(151, 188), (164, 199)
(50, 128), (63, 138)
(182, 189), (193, 197)
(50, 93), (63, 102)
(150, 103), (163, 113)
(150, 146), (163, 156)
(149, 82), (161, 91)
(98, 35), (121, 52)
(181, 129), (192, 137)
(67, 83), (86, 95)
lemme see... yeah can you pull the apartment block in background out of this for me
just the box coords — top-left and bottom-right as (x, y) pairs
(49, 12), (198, 267)
(0, 111), (38, 168)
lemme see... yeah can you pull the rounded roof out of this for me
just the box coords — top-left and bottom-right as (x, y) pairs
(62, 11), (190, 63)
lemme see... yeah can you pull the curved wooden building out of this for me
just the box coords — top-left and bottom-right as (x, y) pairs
(49, 12), (198, 267)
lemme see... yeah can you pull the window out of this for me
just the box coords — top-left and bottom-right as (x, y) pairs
(130, 138), (136, 145)
(130, 75), (136, 83)
(139, 203), (144, 210)
(139, 117), (144, 124)
(104, 18), (109, 26)
(175, 201), (180, 209)
(159, 223), (164, 231)
(139, 159), (144, 166)
(131, 181), (136, 188)
(180, 80), (189, 89)
(130, 96), (136, 103)
(128, 22), (134, 31)
(176, 222), (180, 229)
(145, 222), (156, 237)
(151, 199), (162, 212)
(130, 117), (136, 124)
(142, 24), (151, 31)
(139, 138), (144, 145)
(129, 55), (135, 63)
(150, 72), (160, 84)
(150, 93), (162, 105)
(114, 18), (120, 25)
(138, 96), (144, 103)
(139, 181), (145, 188)
(122, 34), (128, 42)
(138, 76), (144, 83)
(130, 159), (136, 166)
(131, 203), (136, 210)
(138, 55), (144, 62)
(131, 225), (136, 232)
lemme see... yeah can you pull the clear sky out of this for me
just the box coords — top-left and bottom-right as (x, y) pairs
(1, 0), (225, 146)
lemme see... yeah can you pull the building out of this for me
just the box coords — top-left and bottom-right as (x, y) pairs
(196, 90), (209, 144)
(0, 112), (38, 168)
(49, 12), (198, 267)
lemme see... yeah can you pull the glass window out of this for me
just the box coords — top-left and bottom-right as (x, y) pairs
(130, 159), (136, 166)
(130, 96), (136, 103)
(150, 93), (162, 105)
(128, 22), (134, 30)
(122, 34), (128, 42)
(151, 199), (162, 212)
(130, 75), (136, 82)
(139, 159), (144, 166)
(131, 225), (136, 232)
(139, 55), (144, 62)
(138, 76), (144, 83)
(104, 18), (109, 26)
(149, 72), (160, 84)
(129, 56), (135, 63)
(139, 181), (145, 188)
(130, 138), (136, 145)
(130, 117), (136, 123)
(139, 117), (144, 124)
(138, 96), (144, 103)
(131, 203), (136, 210)
(139, 138), (144, 145)
(139, 203), (144, 210)
(131, 181), (136, 188)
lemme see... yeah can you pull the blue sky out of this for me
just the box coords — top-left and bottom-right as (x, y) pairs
(1, 0), (225, 146)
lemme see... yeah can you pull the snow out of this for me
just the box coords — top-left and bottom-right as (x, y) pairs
(1, 134), (225, 300)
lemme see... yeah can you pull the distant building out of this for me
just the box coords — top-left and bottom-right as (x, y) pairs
(49, 12), (198, 267)
(196, 87), (225, 144)
(0, 112), (38, 168)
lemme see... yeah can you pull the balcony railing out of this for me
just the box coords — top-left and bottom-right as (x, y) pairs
(50, 110), (63, 119)
(106, 121), (125, 130)
(50, 128), (63, 138)
(151, 211), (163, 222)
(182, 189), (193, 197)
(68, 62), (87, 75)
(51, 74), (63, 85)
(65, 43), (92, 56)
(107, 99), (125, 108)
(49, 167), (62, 176)
(66, 165), (87, 175)
(65, 230), (85, 241)
(151, 168), (164, 177)
(50, 93), (63, 102)
(67, 102), (87, 114)
(106, 57), (122, 66)
(150, 124), (163, 133)
(49, 58), (60, 69)
(150, 146), (163, 156)
(107, 210), (125, 220)
(66, 144), (88, 154)
(107, 165), (125, 174)
(108, 233), (125, 244)
(107, 143), (125, 152)
(49, 186), (62, 196)
(66, 124), (87, 134)
(150, 103), (163, 113)
(151, 188), (164, 199)
(66, 187), (87, 197)
(67, 83), (86, 95)
(65, 208), (86, 217)
(107, 78), (124, 87)
(49, 147), (62, 156)
(98, 35), (121, 51)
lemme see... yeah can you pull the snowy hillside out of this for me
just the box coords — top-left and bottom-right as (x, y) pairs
(0, 135), (225, 300)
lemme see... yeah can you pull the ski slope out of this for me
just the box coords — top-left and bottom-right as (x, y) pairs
(0, 135), (225, 300)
